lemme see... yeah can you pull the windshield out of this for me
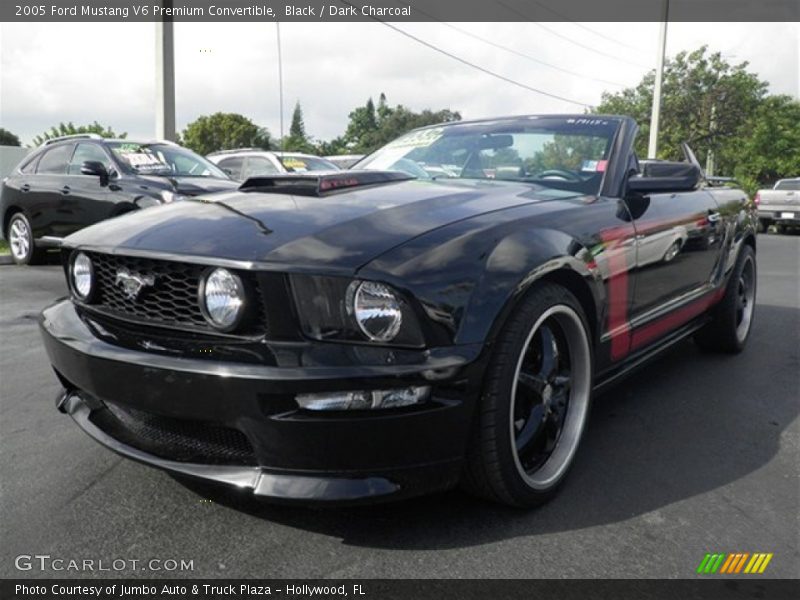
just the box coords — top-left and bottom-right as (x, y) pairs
(775, 180), (800, 191)
(278, 155), (339, 172)
(108, 142), (229, 179)
(358, 117), (619, 194)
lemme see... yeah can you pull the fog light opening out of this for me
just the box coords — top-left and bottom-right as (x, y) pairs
(296, 386), (430, 411)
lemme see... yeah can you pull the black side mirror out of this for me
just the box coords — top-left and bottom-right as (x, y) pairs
(80, 160), (109, 185)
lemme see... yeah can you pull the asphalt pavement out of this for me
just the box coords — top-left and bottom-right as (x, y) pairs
(1, 234), (798, 579)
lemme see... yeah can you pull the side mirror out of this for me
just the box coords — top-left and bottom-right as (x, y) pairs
(80, 160), (109, 185)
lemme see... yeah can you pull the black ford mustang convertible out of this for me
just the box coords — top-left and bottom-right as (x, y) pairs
(40, 116), (757, 507)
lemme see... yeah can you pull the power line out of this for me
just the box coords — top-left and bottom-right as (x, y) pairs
(438, 22), (628, 89)
(495, 0), (650, 69)
(527, 0), (646, 53)
(339, 2), (592, 108)
(395, 0), (626, 87)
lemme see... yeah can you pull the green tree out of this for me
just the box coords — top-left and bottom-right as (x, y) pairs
(32, 121), (126, 146)
(341, 94), (461, 154)
(282, 102), (314, 153)
(182, 112), (270, 155)
(727, 95), (800, 194)
(0, 128), (21, 146)
(594, 46), (767, 173)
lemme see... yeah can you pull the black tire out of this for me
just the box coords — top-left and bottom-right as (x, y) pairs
(757, 220), (770, 234)
(462, 283), (593, 508)
(6, 212), (46, 266)
(694, 245), (756, 353)
(775, 224), (787, 235)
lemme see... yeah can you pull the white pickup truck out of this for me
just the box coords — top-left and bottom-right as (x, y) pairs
(756, 178), (800, 233)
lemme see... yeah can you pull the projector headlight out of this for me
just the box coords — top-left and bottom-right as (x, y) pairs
(199, 267), (245, 331)
(70, 252), (94, 301)
(347, 281), (403, 342)
(290, 275), (424, 347)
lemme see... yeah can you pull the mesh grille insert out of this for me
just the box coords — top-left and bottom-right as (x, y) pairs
(90, 401), (257, 465)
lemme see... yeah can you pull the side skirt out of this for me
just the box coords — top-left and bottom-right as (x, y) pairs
(592, 315), (710, 395)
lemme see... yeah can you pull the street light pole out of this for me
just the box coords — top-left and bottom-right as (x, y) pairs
(155, 4), (176, 141)
(647, 0), (669, 159)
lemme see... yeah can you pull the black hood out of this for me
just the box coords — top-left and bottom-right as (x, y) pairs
(64, 179), (576, 272)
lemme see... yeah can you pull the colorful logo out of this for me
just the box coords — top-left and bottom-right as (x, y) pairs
(697, 553), (773, 574)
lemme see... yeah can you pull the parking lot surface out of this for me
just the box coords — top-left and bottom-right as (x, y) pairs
(1, 235), (798, 579)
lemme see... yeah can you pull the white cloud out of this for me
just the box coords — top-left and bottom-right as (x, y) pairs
(1, 21), (797, 147)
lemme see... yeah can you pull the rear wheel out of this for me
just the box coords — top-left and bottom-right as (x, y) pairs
(462, 284), (593, 508)
(7, 213), (46, 265)
(695, 245), (756, 353)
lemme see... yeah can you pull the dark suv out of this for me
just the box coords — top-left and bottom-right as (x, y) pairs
(1, 134), (238, 264)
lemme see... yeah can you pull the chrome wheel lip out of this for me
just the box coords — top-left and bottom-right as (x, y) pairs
(509, 304), (592, 491)
(735, 255), (756, 342)
(9, 217), (31, 261)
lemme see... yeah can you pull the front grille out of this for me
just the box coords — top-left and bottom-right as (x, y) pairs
(90, 401), (258, 465)
(85, 252), (266, 334)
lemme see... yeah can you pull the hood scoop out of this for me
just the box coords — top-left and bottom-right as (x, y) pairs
(239, 170), (414, 197)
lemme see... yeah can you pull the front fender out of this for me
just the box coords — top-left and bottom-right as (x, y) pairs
(460, 228), (603, 345)
(358, 204), (603, 348)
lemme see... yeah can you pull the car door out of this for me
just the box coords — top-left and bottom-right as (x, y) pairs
(626, 185), (724, 331)
(28, 143), (75, 238)
(61, 142), (118, 234)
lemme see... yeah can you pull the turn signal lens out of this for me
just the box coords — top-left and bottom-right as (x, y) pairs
(296, 386), (430, 411)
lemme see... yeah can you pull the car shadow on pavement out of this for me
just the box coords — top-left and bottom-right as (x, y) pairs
(176, 303), (798, 550)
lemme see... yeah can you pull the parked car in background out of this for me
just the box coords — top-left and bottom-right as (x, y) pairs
(1, 134), (238, 265)
(324, 154), (365, 169)
(41, 115), (757, 508)
(755, 178), (800, 233)
(208, 150), (339, 181)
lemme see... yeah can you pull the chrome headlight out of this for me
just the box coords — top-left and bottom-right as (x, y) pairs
(70, 252), (94, 301)
(347, 281), (403, 342)
(199, 268), (245, 331)
(290, 275), (424, 347)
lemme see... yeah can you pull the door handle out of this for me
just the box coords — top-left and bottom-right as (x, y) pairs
(707, 211), (721, 223)
(20, 184), (30, 193)
(60, 185), (71, 195)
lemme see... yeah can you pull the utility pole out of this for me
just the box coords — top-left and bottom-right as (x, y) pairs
(647, 0), (669, 159)
(155, 4), (176, 141)
(276, 22), (285, 152)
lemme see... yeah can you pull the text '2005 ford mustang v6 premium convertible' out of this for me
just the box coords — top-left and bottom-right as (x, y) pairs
(40, 115), (757, 507)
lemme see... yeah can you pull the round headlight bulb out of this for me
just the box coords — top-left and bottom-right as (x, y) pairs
(200, 268), (245, 331)
(349, 281), (403, 342)
(71, 252), (94, 300)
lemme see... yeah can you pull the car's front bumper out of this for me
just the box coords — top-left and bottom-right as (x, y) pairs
(40, 300), (486, 504)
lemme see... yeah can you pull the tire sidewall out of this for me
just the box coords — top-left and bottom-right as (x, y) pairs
(485, 285), (594, 505)
(729, 245), (757, 350)
(7, 213), (34, 265)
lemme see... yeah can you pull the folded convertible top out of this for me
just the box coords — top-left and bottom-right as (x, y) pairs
(239, 170), (414, 196)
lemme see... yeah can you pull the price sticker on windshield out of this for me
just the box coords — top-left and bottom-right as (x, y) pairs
(581, 160), (608, 172)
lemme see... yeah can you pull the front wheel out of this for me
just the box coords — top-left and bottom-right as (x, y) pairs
(462, 284), (593, 508)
